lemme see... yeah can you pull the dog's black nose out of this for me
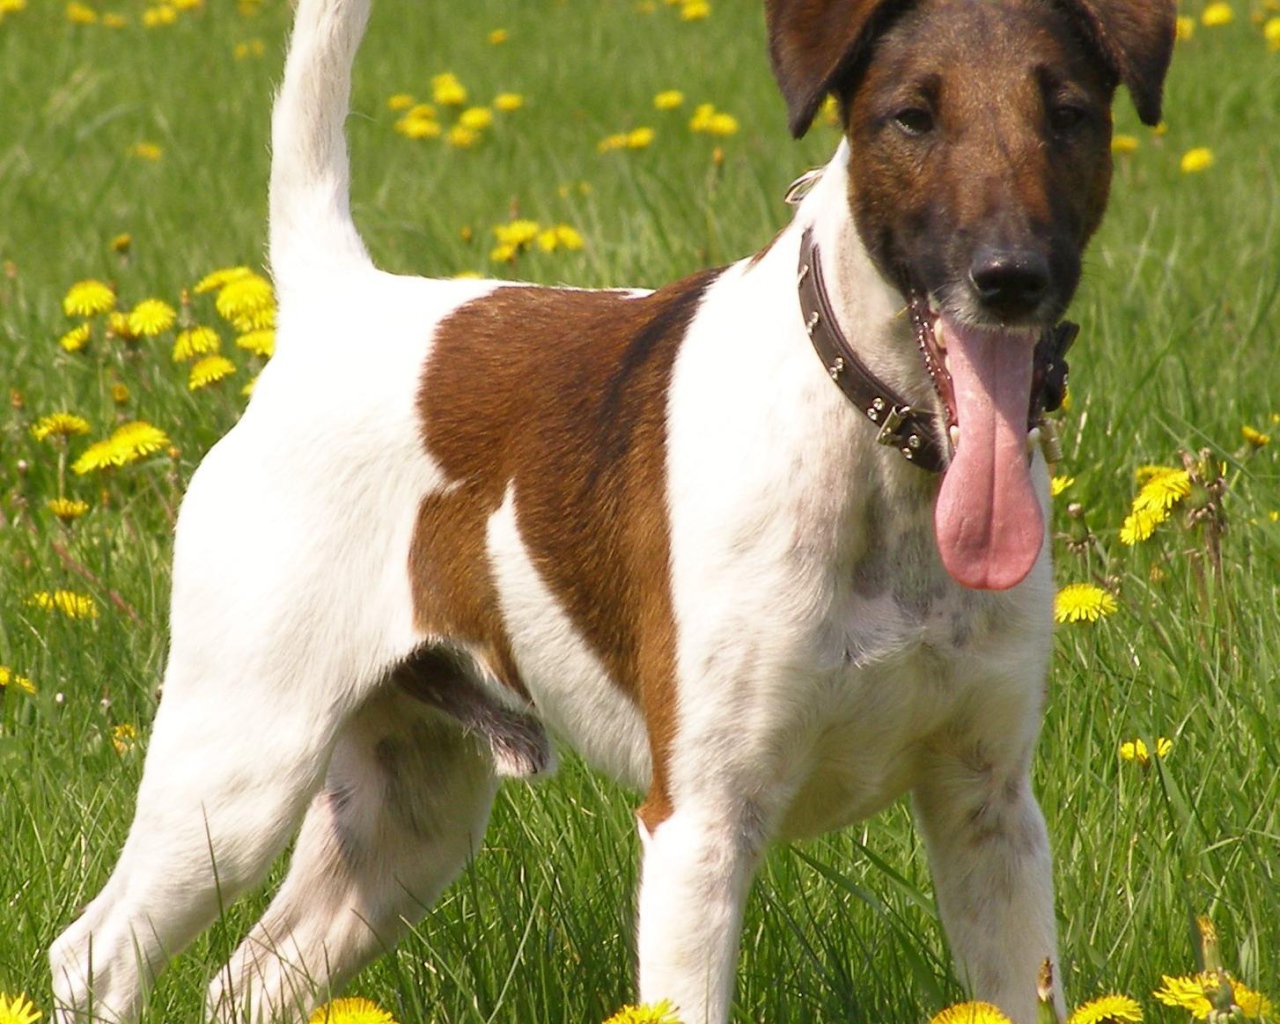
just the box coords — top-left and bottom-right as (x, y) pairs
(969, 248), (1050, 318)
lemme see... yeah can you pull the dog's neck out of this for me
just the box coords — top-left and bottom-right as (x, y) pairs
(786, 142), (944, 419)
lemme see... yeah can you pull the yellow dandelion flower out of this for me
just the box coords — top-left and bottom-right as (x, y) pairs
(387, 92), (415, 111)
(554, 224), (585, 250)
(1119, 737), (1172, 766)
(536, 229), (560, 253)
(47, 497), (91, 522)
(111, 723), (138, 755)
(494, 92), (524, 112)
(405, 103), (436, 120)
(1265, 17), (1280, 50)
(929, 1002), (1014, 1024)
(431, 72), (467, 106)
(112, 420), (170, 461)
(1053, 582), (1117, 624)
(241, 375), (258, 397)
(627, 126), (655, 148)
(1111, 133), (1139, 153)
(690, 102), (716, 130)
(31, 412), (91, 442)
(1201, 1), (1233, 25)
(110, 232), (132, 254)
(130, 141), (163, 161)
(1176, 14), (1196, 39)
(1067, 994), (1143, 1024)
(66, 1), (98, 23)
(106, 311), (139, 342)
(141, 4), (177, 26)
(63, 279), (115, 317)
(58, 323), (92, 352)
(73, 421), (169, 473)
(1241, 424), (1270, 447)
(1119, 505), (1167, 545)
(110, 383), (130, 404)
(30, 590), (99, 619)
(173, 326), (221, 361)
(1231, 980), (1273, 1018)
(0, 991), (43, 1023)
(194, 266), (252, 294)
(395, 113), (440, 139)
(598, 132), (629, 152)
(236, 328), (275, 358)
(1180, 147), (1214, 173)
(704, 112), (738, 135)
(189, 355), (237, 391)
(489, 242), (519, 263)
(129, 298), (177, 336)
(493, 219), (541, 248)
(0, 0), (29, 16)
(1155, 975), (1210, 1014)
(215, 272), (274, 322)
(307, 996), (399, 1024)
(229, 305), (275, 333)
(654, 89), (685, 110)
(601, 1002), (682, 1024)
(458, 106), (494, 131)
(1050, 474), (1074, 497)
(681, 0), (710, 19)
(446, 125), (479, 148)
(0, 668), (38, 695)
(487, 27), (507, 44)
(1133, 468), (1190, 514)
(72, 439), (122, 474)
(233, 38), (266, 59)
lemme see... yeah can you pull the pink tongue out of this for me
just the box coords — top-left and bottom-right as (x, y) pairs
(934, 318), (1043, 590)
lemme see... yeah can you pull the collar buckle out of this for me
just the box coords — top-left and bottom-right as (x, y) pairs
(874, 404), (911, 446)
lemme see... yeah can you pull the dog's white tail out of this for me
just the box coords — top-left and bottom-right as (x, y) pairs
(269, 0), (373, 290)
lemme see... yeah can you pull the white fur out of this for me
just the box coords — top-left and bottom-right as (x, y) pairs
(49, 0), (1063, 1021)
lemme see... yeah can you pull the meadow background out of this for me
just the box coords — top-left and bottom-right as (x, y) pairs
(1, 0), (1278, 1021)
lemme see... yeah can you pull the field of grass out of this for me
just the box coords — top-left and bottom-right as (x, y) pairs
(1, 0), (1278, 1021)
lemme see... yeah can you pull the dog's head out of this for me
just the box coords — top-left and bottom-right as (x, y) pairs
(767, 0), (1174, 590)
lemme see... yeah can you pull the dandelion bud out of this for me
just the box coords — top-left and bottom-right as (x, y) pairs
(1036, 959), (1063, 1024)
(1197, 916), (1223, 972)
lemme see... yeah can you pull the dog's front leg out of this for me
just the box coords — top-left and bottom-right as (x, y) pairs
(635, 802), (765, 1024)
(912, 747), (1063, 1024)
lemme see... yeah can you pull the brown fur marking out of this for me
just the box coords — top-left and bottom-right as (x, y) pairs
(411, 270), (722, 826)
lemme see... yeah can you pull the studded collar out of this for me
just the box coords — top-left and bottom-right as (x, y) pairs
(796, 226), (1076, 473)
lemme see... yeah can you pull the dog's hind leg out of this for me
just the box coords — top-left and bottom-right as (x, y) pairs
(51, 427), (434, 1022)
(48, 658), (350, 1024)
(206, 683), (499, 1024)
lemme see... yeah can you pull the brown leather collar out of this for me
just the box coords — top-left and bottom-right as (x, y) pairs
(798, 227), (947, 472)
(796, 226), (1075, 474)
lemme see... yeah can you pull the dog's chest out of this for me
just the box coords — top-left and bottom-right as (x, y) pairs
(775, 527), (1012, 838)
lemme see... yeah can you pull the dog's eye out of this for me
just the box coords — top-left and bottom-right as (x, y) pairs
(1048, 103), (1089, 135)
(892, 107), (935, 137)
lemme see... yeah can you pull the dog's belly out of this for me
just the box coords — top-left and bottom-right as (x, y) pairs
(486, 488), (653, 788)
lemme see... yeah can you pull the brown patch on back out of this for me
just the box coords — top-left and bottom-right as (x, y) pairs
(411, 270), (722, 827)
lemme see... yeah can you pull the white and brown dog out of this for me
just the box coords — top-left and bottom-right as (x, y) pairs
(50, 0), (1174, 1020)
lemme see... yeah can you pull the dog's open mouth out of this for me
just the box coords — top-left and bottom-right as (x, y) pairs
(908, 293), (1047, 591)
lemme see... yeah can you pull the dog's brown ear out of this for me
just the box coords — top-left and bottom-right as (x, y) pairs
(765, 0), (894, 138)
(1062, 0), (1177, 125)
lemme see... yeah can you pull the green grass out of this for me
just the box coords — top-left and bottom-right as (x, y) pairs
(1, 0), (1278, 1021)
